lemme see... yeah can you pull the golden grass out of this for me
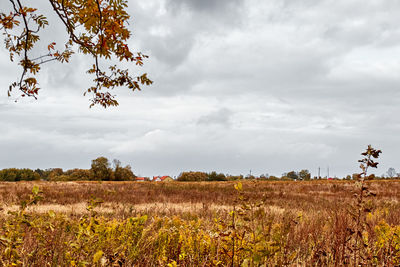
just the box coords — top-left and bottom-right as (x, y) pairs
(2, 180), (400, 265)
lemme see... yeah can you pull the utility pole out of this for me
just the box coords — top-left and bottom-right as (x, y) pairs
(318, 167), (320, 179)
(327, 166), (330, 178)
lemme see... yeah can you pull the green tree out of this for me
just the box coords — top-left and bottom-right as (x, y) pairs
(65, 168), (92, 181)
(114, 165), (135, 181)
(111, 159), (135, 181)
(177, 171), (208, 182)
(0, 169), (17, 181)
(0, 168), (40, 181)
(34, 168), (45, 179)
(207, 171), (227, 181)
(298, 169), (311, 181)
(91, 156), (112, 180)
(226, 175), (243, 181)
(1, 0), (152, 107)
(48, 168), (63, 181)
(286, 171), (298, 180)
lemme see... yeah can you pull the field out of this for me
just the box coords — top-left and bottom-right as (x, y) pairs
(1, 180), (400, 266)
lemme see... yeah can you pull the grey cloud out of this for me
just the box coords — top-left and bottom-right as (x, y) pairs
(323, 25), (378, 47)
(197, 108), (233, 126)
(129, 0), (245, 69)
(144, 34), (195, 68)
(1, 0), (400, 178)
(166, 0), (244, 14)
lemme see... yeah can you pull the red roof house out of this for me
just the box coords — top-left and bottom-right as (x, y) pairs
(152, 176), (174, 182)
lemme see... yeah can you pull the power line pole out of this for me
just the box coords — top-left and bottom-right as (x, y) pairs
(318, 167), (320, 179)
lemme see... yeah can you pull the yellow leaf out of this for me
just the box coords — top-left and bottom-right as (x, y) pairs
(93, 250), (103, 263)
(234, 182), (242, 191)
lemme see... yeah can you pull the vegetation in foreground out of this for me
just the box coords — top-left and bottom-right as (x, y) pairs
(1, 146), (400, 266)
(2, 180), (400, 266)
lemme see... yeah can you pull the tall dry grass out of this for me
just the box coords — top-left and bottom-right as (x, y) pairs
(1, 180), (400, 265)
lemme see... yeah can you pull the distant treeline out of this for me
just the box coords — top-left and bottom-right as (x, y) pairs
(176, 170), (399, 182)
(1, 160), (398, 182)
(176, 170), (312, 182)
(0, 168), (41, 181)
(177, 171), (243, 182)
(0, 157), (135, 182)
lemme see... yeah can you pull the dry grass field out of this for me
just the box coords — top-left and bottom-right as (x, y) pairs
(1, 180), (400, 266)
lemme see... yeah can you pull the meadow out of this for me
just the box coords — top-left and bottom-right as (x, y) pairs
(1, 180), (400, 266)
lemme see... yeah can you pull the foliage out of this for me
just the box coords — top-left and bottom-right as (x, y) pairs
(177, 171), (208, 182)
(113, 160), (135, 181)
(0, 0), (152, 107)
(91, 156), (112, 181)
(207, 171), (227, 181)
(346, 145), (382, 265)
(0, 168), (40, 181)
(64, 168), (92, 181)
(0, 185), (42, 266)
(286, 171), (298, 180)
(226, 175), (244, 181)
(5, 146), (400, 265)
(0, 157), (136, 181)
(177, 171), (243, 182)
(298, 169), (311, 181)
(48, 168), (64, 181)
(4, 176), (400, 265)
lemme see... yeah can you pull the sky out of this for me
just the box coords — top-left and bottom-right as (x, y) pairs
(1, 0), (400, 178)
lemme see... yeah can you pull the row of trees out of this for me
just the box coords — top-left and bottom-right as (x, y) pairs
(280, 170), (311, 180)
(0, 168), (41, 182)
(175, 170), (313, 182)
(0, 157), (135, 182)
(176, 169), (399, 182)
(1, 165), (399, 182)
(177, 171), (243, 182)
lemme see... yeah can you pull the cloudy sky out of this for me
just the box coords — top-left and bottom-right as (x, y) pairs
(1, 0), (400, 178)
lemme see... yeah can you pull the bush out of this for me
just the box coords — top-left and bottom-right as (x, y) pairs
(177, 171), (208, 182)
(0, 168), (40, 181)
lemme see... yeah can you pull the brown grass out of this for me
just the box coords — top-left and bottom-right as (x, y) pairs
(2, 180), (400, 265)
(1, 180), (400, 221)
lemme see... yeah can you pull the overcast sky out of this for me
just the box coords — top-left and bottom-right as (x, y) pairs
(1, 0), (400, 178)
